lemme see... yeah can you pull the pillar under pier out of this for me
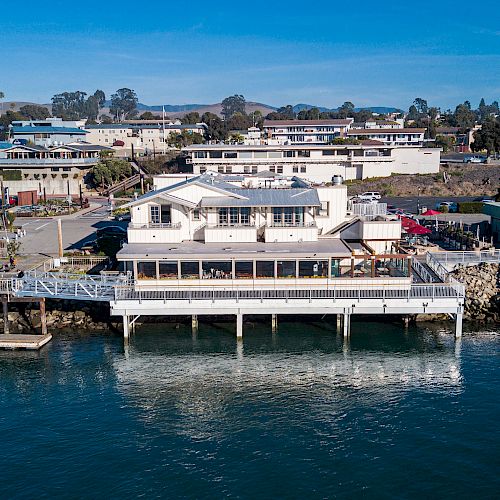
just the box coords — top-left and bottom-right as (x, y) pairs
(343, 313), (351, 338)
(271, 314), (278, 334)
(236, 313), (243, 339)
(455, 312), (463, 339)
(2, 299), (9, 335)
(123, 315), (129, 340)
(336, 314), (342, 334)
(192, 315), (199, 334)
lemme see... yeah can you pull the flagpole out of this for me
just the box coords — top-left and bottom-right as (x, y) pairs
(162, 105), (166, 155)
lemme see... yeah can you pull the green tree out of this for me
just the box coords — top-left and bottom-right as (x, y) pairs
(110, 88), (138, 121)
(139, 111), (156, 120)
(454, 102), (476, 130)
(51, 91), (88, 119)
(434, 135), (456, 153)
(85, 90), (106, 121)
(226, 112), (253, 131)
(168, 130), (204, 148)
(89, 158), (132, 188)
(338, 101), (355, 118)
(221, 95), (246, 120)
(407, 105), (419, 121)
(297, 107), (320, 120)
(19, 104), (51, 120)
(181, 112), (201, 124)
(201, 112), (226, 141)
(413, 98), (428, 115)
(100, 115), (114, 124)
(471, 118), (500, 155)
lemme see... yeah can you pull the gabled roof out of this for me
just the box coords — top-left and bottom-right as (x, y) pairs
(200, 188), (320, 208)
(122, 173), (245, 208)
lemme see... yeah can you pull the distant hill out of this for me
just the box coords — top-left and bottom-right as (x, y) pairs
(1, 100), (401, 119)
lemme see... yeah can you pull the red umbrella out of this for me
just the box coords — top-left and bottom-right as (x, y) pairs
(400, 216), (418, 229)
(421, 209), (441, 216)
(406, 224), (432, 235)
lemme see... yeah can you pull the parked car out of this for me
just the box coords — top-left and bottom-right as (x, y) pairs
(358, 191), (382, 201)
(96, 226), (127, 238)
(435, 201), (458, 213)
(115, 213), (131, 222)
(473, 196), (495, 203)
(464, 155), (486, 163)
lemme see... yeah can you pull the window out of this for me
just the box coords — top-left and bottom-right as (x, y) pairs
(225, 166), (232, 173)
(229, 207), (238, 225)
(269, 166), (276, 173)
(256, 261), (274, 278)
(277, 166), (283, 174)
(268, 151), (281, 158)
(240, 207), (250, 225)
(209, 151), (223, 158)
(254, 151), (267, 159)
(297, 150), (310, 157)
(277, 261), (296, 278)
(300, 166), (306, 173)
(150, 205), (160, 224)
(330, 259), (340, 277)
(251, 166), (258, 174)
(284, 151), (296, 157)
(202, 261), (232, 279)
(218, 166), (224, 173)
(223, 152), (237, 158)
(159, 261), (178, 279)
(181, 261), (199, 279)
(192, 209), (200, 221)
(137, 262), (156, 279)
(63, 167), (71, 171)
(240, 152), (252, 159)
(218, 208), (228, 225)
(194, 151), (207, 158)
(298, 260), (328, 278)
(292, 166), (299, 173)
(235, 261), (253, 279)
(199, 167), (207, 173)
(318, 201), (329, 217)
(272, 207), (304, 226)
(244, 166), (250, 173)
(322, 150), (335, 156)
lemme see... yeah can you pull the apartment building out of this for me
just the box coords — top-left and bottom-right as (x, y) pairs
(182, 142), (440, 183)
(10, 118), (88, 147)
(263, 119), (353, 144)
(347, 128), (425, 146)
(85, 123), (207, 152)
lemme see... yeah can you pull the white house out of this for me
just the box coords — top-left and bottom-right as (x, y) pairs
(116, 171), (408, 290)
(10, 118), (88, 147)
(347, 128), (425, 146)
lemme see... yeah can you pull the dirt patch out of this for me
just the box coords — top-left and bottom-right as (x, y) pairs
(346, 163), (500, 197)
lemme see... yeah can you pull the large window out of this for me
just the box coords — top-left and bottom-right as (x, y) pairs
(277, 261), (296, 278)
(137, 261), (156, 279)
(181, 261), (199, 279)
(298, 260), (328, 278)
(150, 205), (171, 224)
(272, 207), (305, 226)
(256, 261), (274, 278)
(235, 261), (253, 279)
(202, 261), (232, 279)
(218, 207), (251, 226)
(159, 261), (178, 279)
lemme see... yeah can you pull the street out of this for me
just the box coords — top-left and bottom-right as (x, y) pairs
(14, 202), (128, 256)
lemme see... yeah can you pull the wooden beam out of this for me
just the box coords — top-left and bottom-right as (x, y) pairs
(39, 297), (47, 336)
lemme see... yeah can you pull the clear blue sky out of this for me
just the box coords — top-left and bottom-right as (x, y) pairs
(1, 0), (499, 110)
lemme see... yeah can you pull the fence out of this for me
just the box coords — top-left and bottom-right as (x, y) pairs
(113, 283), (464, 303)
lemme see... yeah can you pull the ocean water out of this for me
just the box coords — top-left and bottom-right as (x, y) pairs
(0, 319), (499, 499)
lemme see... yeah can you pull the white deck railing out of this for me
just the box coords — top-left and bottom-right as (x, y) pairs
(113, 283), (464, 303)
(428, 250), (500, 269)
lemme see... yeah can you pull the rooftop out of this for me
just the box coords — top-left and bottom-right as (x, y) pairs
(264, 119), (353, 127)
(11, 126), (87, 135)
(118, 239), (353, 260)
(347, 128), (426, 135)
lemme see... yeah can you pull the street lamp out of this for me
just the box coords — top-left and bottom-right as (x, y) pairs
(417, 187), (421, 214)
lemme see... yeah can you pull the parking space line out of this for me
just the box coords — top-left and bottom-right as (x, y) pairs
(35, 222), (52, 231)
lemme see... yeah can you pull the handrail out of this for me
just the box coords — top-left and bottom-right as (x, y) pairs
(130, 222), (181, 229)
(113, 283), (464, 302)
(411, 259), (439, 283)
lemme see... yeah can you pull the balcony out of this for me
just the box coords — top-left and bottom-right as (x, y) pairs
(0, 157), (100, 167)
(128, 222), (182, 244)
(265, 222), (318, 243)
(205, 223), (257, 243)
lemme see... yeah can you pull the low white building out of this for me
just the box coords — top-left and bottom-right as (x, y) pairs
(182, 143), (440, 183)
(347, 128), (425, 146)
(263, 119), (353, 144)
(10, 118), (88, 147)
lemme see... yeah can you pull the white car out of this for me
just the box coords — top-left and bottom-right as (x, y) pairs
(358, 191), (382, 201)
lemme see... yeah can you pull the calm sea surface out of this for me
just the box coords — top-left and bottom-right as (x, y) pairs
(0, 319), (499, 499)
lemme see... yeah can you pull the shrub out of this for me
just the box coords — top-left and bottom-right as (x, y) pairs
(2, 170), (22, 181)
(458, 201), (484, 213)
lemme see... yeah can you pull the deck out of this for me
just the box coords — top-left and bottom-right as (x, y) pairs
(0, 334), (52, 350)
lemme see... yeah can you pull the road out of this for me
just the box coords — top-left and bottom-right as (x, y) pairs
(382, 196), (477, 214)
(15, 202), (128, 256)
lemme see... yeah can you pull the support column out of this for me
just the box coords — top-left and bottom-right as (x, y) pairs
(2, 299), (9, 335)
(455, 312), (463, 339)
(39, 298), (47, 336)
(336, 314), (342, 333)
(271, 314), (278, 334)
(343, 313), (350, 338)
(236, 313), (243, 339)
(123, 315), (129, 340)
(192, 314), (198, 334)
